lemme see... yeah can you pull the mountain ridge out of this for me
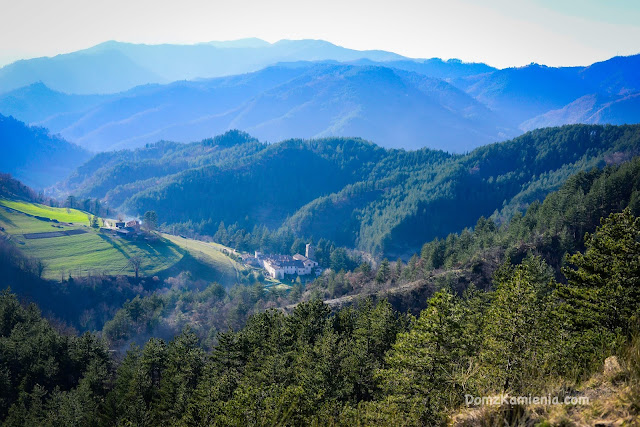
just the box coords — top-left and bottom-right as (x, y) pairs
(1, 64), (513, 152)
(61, 124), (640, 257)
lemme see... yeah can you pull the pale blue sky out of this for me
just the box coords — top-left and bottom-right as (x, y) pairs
(1, 0), (639, 68)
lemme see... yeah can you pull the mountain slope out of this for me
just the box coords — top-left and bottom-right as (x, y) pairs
(0, 48), (165, 94)
(2, 51), (639, 153)
(457, 64), (587, 124)
(65, 124), (640, 257)
(521, 92), (640, 131)
(578, 54), (640, 95)
(348, 57), (497, 80)
(0, 82), (111, 124)
(454, 54), (640, 128)
(0, 114), (90, 189)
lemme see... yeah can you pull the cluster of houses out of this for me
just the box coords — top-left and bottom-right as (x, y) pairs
(253, 244), (322, 279)
(100, 220), (141, 239)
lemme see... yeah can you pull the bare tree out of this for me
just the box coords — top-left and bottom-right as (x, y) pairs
(128, 256), (142, 279)
(35, 258), (47, 279)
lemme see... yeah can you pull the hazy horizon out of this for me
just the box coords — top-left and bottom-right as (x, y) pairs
(2, 0), (639, 68)
(1, 36), (639, 71)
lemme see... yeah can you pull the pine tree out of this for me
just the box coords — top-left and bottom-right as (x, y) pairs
(559, 208), (640, 337)
(378, 289), (470, 424)
(480, 256), (556, 393)
(375, 259), (391, 283)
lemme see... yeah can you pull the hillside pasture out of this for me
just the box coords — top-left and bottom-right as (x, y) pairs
(0, 199), (252, 283)
(0, 207), (182, 279)
(0, 199), (90, 225)
(162, 233), (246, 285)
(23, 232), (183, 279)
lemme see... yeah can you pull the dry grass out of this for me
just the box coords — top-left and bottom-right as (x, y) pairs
(450, 341), (640, 427)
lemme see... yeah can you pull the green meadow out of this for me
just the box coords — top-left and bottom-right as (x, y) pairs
(162, 233), (246, 284)
(0, 202), (182, 279)
(23, 232), (183, 279)
(0, 198), (262, 283)
(0, 199), (91, 224)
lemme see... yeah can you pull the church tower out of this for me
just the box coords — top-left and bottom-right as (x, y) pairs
(305, 243), (315, 260)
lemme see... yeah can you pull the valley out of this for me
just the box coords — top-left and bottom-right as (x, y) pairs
(1, 26), (640, 425)
(56, 124), (640, 258)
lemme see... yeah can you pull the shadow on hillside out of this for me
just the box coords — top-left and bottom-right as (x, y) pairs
(155, 251), (232, 286)
(0, 210), (17, 227)
(96, 233), (130, 259)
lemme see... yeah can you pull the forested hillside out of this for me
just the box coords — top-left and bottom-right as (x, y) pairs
(65, 124), (640, 257)
(2, 157), (640, 425)
(304, 156), (640, 310)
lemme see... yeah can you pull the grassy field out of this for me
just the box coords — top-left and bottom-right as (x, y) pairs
(0, 198), (257, 284)
(24, 232), (183, 279)
(0, 208), (78, 234)
(162, 234), (246, 284)
(0, 199), (91, 225)
(0, 204), (182, 279)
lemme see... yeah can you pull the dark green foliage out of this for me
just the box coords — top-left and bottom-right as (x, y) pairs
(2, 208), (640, 425)
(68, 124), (640, 256)
(480, 257), (557, 393)
(0, 173), (40, 201)
(0, 289), (110, 423)
(375, 258), (391, 283)
(377, 289), (478, 423)
(561, 208), (640, 335)
(304, 157), (640, 304)
(551, 209), (640, 375)
(143, 210), (158, 232)
(2, 154), (640, 424)
(416, 156), (640, 278)
(98, 299), (406, 425)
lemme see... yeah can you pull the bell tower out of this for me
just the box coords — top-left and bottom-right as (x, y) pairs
(305, 243), (315, 260)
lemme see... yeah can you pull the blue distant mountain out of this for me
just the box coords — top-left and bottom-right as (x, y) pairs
(0, 114), (89, 189)
(0, 39), (410, 94)
(0, 40), (638, 153)
(454, 55), (640, 129)
(0, 64), (510, 152)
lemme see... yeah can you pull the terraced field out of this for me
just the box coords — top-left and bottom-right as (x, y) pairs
(0, 202), (182, 279)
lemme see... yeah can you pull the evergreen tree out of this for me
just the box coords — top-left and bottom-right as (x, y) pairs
(375, 259), (391, 283)
(378, 289), (471, 424)
(480, 257), (556, 393)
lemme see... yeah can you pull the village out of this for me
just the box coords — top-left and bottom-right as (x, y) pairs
(241, 243), (323, 280)
(100, 214), (322, 281)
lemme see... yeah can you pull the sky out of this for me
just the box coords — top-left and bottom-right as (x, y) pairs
(1, 0), (639, 68)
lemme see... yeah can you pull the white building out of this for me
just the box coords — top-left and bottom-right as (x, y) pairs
(259, 252), (319, 279)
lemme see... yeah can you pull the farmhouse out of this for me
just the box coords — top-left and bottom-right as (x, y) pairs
(103, 219), (141, 239)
